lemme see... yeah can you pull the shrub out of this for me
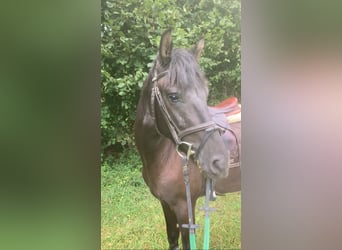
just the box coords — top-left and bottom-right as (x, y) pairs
(101, 0), (241, 157)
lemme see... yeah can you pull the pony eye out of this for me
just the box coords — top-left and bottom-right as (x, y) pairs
(167, 93), (180, 103)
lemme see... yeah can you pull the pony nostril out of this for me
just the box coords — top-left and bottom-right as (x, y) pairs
(212, 156), (223, 168)
(212, 156), (229, 177)
(213, 159), (223, 170)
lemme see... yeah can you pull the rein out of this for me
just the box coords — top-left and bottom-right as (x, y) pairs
(151, 70), (220, 249)
(176, 143), (216, 250)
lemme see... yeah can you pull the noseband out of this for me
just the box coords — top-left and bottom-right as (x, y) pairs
(150, 70), (223, 160)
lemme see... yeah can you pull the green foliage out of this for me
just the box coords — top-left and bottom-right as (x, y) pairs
(101, 0), (241, 154)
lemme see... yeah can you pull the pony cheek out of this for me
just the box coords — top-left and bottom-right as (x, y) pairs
(174, 112), (187, 130)
(155, 110), (171, 137)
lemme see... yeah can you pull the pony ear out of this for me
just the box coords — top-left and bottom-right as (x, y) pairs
(159, 29), (173, 66)
(192, 38), (205, 61)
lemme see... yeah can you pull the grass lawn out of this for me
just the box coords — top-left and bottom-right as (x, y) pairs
(101, 151), (241, 249)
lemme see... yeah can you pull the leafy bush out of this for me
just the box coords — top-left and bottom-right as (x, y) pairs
(101, 0), (241, 157)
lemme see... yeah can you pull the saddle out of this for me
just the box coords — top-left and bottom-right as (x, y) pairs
(209, 97), (241, 125)
(209, 97), (241, 194)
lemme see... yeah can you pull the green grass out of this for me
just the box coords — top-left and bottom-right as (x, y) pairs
(101, 150), (241, 249)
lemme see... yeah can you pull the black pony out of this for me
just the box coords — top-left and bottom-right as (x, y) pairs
(135, 29), (241, 249)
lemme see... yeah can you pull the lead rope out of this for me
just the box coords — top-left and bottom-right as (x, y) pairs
(176, 142), (200, 250)
(202, 178), (216, 249)
(177, 143), (217, 250)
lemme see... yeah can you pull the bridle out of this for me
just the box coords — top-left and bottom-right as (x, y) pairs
(150, 70), (223, 160)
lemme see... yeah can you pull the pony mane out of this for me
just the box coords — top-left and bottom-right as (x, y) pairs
(164, 48), (209, 98)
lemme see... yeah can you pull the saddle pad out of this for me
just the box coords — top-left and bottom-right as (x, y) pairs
(227, 109), (241, 124)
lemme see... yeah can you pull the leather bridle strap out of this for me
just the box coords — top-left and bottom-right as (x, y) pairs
(150, 70), (169, 137)
(194, 127), (220, 160)
(178, 121), (217, 139)
(152, 84), (182, 145)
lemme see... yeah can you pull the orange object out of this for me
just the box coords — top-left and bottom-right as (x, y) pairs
(211, 97), (241, 117)
(214, 97), (238, 109)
